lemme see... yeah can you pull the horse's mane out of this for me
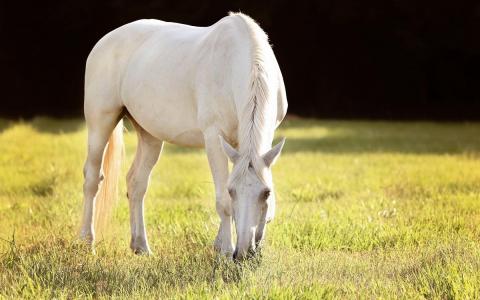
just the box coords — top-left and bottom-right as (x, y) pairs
(229, 12), (275, 183)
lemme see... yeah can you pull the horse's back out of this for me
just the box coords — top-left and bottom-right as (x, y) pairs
(84, 20), (208, 144)
(120, 18), (245, 145)
(84, 15), (286, 146)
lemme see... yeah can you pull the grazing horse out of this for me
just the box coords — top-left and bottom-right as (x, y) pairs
(80, 12), (287, 261)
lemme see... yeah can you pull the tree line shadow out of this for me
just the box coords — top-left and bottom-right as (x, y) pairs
(0, 117), (85, 134)
(280, 135), (480, 155)
(277, 119), (480, 155)
(1, 117), (479, 155)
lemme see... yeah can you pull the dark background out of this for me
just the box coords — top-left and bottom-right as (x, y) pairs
(2, 0), (479, 120)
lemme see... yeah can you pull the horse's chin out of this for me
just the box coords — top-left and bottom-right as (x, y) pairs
(233, 247), (258, 262)
(255, 222), (267, 244)
(233, 235), (265, 262)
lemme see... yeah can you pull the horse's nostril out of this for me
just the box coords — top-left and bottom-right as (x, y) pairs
(233, 249), (238, 260)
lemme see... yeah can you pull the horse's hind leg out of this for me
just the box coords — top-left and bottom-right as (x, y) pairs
(80, 110), (122, 245)
(126, 120), (163, 255)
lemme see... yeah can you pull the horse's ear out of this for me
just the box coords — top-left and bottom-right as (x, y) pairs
(219, 136), (239, 163)
(262, 137), (286, 167)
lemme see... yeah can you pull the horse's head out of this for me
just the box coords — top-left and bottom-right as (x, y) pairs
(220, 136), (285, 261)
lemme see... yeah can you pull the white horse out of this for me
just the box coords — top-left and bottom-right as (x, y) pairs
(80, 12), (287, 261)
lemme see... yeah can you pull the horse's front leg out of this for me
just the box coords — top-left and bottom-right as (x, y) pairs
(204, 128), (234, 256)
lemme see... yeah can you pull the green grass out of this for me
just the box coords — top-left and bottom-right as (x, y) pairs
(1, 117), (480, 299)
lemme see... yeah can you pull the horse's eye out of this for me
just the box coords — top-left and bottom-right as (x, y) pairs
(261, 189), (271, 200)
(228, 188), (236, 199)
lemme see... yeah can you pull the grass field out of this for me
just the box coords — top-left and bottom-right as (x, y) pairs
(0, 117), (479, 299)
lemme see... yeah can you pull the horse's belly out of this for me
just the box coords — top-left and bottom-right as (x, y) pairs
(125, 99), (205, 148)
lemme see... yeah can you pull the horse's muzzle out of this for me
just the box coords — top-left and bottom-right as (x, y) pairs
(233, 246), (257, 262)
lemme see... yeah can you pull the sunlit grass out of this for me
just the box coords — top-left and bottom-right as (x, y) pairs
(0, 117), (479, 298)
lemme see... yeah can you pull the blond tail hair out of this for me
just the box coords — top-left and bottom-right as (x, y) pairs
(95, 119), (124, 234)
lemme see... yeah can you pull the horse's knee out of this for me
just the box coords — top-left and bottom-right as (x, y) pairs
(216, 193), (232, 217)
(83, 168), (104, 196)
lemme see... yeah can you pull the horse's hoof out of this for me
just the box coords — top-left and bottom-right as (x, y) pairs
(132, 247), (152, 256)
(75, 237), (96, 255)
(131, 242), (152, 255)
(214, 242), (234, 258)
(130, 236), (151, 255)
(79, 231), (94, 245)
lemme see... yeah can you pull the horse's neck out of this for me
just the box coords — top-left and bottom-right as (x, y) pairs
(237, 119), (274, 158)
(231, 12), (277, 158)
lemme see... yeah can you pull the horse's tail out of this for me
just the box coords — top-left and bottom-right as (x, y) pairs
(95, 119), (124, 233)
